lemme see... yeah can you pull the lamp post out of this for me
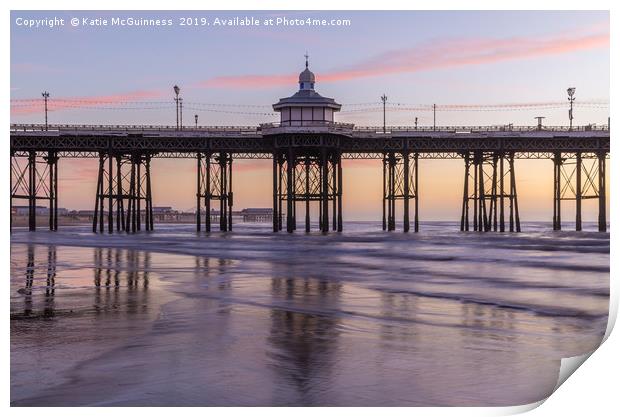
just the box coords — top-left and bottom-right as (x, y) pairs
(195, 114), (198, 129)
(535, 116), (545, 131)
(567, 87), (576, 131)
(179, 97), (183, 130)
(414, 116), (418, 130)
(380, 94), (387, 133)
(173, 85), (181, 130)
(42, 91), (50, 131)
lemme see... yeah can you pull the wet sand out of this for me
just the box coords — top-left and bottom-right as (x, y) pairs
(10, 222), (609, 406)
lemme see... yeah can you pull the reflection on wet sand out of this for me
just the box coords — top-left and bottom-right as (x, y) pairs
(195, 256), (234, 291)
(17, 245), (57, 318)
(12, 245), (154, 320)
(93, 248), (150, 316)
(10, 244), (174, 405)
(461, 303), (516, 341)
(379, 292), (420, 344)
(268, 277), (342, 404)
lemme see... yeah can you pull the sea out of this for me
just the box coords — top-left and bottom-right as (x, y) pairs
(10, 221), (609, 406)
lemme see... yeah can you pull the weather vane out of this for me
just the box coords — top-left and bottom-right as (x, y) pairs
(304, 51), (309, 68)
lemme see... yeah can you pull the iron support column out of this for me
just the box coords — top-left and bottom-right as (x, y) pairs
(136, 157), (141, 231)
(107, 153), (113, 233)
(491, 154), (498, 231)
(93, 154), (103, 233)
(305, 155), (311, 233)
(28, 151), (36, 231)
(509, 153), (520, 232)
(403, 152), (410, 233)
(146, 156), (154, 231)
(332, 155), (337, 231)
(47, 152), (59, 231)
(413, 152), (419, 233)
(337, 152), (343, 232)
(205, 153), (211, 232)
(116, 156), (124, 232)
(460, 153), (470, 231)
(553, 152), (562, 230)
(286, 147), (294, 233)
(278, 158), (283, 231)
(273, 154), (278, 232)
(477, 153), (487, 232)
(576, 152), (582, 231)
(598, 153), (606, 232)
(228, 154), (233, 231)
(499, 156), (505, 232)
(321, 147), (329, 233)
(382, 154), (386, 231)
(196, 153), (201, 232)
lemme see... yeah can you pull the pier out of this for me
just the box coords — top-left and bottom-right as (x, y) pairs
(10, 123), (609, 234)
(10, 62), (609, 234)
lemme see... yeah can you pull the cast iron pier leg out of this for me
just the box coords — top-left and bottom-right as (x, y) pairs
(273, 154), (279, 232)
(598, 152), (606, 232)
(575, 152), (582, 231)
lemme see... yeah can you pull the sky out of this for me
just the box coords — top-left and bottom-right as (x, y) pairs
(10, 10), (610, 221)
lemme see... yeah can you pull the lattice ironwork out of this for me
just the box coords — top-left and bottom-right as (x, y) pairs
(93, 152), (154, 234)
(11, 127), (609, 155)
(9, 150), (607, 161)
(196, 152), (233, 232)
(10, 151), (58, 231)
(382, 152), (419, 232)
(552, 152), (607, 231)
(460, 151), (520, 232)
(273, 147), (342, 233)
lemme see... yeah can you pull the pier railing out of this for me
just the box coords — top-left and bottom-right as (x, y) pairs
(11, 123), (609, 134)
(260, 121), (356, 134)
(10, 124), (262, 134)
(352, 124), (610, 133)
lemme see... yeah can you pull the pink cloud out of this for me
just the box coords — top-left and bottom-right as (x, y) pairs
(202, 30), (609, 89)
(11, 89), (163, 115)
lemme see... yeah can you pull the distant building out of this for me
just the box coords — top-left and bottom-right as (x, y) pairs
(152, 206), (179, 221)
(77, 210), (96, 218)
(12, 204), (273, 223)
(152, 206), (175, 214)
(240, 208), (273, 222)
(74, 207), (179, 220)
(13, 205), (68, 216)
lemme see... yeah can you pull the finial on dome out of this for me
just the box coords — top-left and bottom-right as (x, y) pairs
(298, 54), (316, 91)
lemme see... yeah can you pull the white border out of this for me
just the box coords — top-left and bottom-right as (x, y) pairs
(3, 1), (616, 416)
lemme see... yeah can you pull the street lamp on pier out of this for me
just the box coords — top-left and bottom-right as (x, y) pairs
(567, 87), (576, 131)
(179, 98), (183, 130)
(173, 85), (181, 130)
(195, 114), (199, 129)
(42, 91), (50, 131)
(380, 94), (387, 133)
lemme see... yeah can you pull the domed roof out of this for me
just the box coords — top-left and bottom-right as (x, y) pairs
(299, 67), (315, 84)
(272, 55), (341, 112)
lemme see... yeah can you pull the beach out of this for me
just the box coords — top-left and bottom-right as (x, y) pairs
(10, 222), (609, 406)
